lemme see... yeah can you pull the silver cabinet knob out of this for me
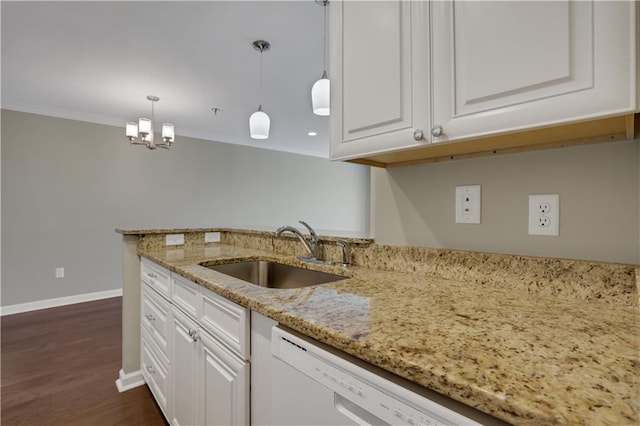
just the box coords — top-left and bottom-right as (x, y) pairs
(431, 125), (443, 137)
(413, 129), (424, 141)
(188, 328), (199, 342)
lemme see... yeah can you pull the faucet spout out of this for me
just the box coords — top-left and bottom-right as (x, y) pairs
(274, 221), (325, 262)
(274, 225), (315, 258)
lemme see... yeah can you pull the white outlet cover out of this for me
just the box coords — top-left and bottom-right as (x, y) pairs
(55, 267), (64, 278)
(455, 185), (481, 224)
(205, 232), (221, 243)
(528, 194), (559, 236)
(166, 233), (185, 246)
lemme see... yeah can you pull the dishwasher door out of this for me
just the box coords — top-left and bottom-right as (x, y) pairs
(272, 351), (385, 425)
(271, 327), (482, 426)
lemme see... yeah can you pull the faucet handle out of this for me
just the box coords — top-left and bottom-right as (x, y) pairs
(298, 221), (318, 242)
(336, 239), (351, 267)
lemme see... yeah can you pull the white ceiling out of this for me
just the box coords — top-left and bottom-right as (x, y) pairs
(1, 1), (332, 157)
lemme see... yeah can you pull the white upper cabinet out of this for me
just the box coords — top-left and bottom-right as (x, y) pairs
(430, 0), (637, 143)
(330, 0), (430, 161)
(330, 0), (637, 166)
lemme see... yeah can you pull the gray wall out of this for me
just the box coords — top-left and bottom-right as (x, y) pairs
(371, 139), (640, 265)
(1, 110), (370, 306)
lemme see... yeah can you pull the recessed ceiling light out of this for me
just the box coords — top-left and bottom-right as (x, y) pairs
(307, 131), (318, 136)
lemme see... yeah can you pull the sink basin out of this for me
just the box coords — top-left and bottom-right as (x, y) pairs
(202, 260), (346, 289)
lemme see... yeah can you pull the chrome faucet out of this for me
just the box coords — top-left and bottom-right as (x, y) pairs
(275, 221), (327, 264)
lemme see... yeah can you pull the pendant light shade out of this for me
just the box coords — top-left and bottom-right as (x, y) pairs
(312, 71), (330, 116)
(250, 40), (271, 140)
(312, 0), (330, 116)
(250, 105), (270, 139)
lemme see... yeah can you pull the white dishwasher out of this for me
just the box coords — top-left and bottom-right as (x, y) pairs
(271, 327), (500, 426)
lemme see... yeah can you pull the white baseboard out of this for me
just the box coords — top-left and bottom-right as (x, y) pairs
(115, 368), (146, 393)
(0, 288), (123, 316)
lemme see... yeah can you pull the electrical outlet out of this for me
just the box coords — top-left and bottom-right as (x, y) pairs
(528, 194), (559, 236)
(455, 185), (481, 224)
(166, 233), (185, 246)
(55, 267), (64, 279)
(205, 232), (221, 243)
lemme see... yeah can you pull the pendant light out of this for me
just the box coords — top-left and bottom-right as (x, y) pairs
(312, 0), (330, 116)
(250, 40), (271, 140)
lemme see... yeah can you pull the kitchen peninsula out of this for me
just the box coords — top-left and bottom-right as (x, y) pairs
(116, 227), (639, 425)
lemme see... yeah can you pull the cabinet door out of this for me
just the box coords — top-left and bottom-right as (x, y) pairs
(330, 0), (430, 161)
(431, 1), (636, 143)
(170, 308), (199, 426)
(199, 330), (249, 426)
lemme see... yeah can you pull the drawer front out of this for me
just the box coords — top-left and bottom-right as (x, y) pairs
(201, 289), (249, 359)
(142, 283), (170, 362)
(141, 330), (170, 418)
(141, 257), (171, 298)
(171, 274), (201, 319)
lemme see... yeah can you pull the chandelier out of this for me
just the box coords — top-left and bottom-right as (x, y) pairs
(126, 95), (175, 150)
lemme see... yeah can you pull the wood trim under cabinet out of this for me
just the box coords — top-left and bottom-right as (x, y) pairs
(348, 114), (635, 168)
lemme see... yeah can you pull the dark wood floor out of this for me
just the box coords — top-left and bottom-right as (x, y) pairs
(1, 297), (167, 426)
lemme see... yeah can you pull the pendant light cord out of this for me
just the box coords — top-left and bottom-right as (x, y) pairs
(323, 1), (327, 74)
(259, 47), (263, 106)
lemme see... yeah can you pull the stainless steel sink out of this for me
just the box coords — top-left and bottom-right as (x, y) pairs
(202, 260), (346, 289)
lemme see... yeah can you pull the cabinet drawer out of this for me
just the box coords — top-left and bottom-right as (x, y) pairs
(201, 289), (249, 359)
(172, 274), (201, 320)
(142, 330), (170, 418)
(142, 283), (170, 362)
(141, 258), (171, 298)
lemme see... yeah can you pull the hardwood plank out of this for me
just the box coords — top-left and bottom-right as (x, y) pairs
(1, 297), (167, 426)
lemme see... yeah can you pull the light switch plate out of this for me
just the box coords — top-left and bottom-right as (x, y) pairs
(455, 185), (481, 224)
(166, 233), (185, 246)
(528, 194), (559, 236)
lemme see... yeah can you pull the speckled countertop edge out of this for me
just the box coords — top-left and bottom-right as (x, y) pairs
(116, 227), (225, 235)
(116, 227), (374, 244)
(137, 244), (639, 425)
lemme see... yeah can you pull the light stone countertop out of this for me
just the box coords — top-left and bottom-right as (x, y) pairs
(139, 243), (639, 425)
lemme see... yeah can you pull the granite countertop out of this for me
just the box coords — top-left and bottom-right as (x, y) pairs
(139, 243), (639, 425)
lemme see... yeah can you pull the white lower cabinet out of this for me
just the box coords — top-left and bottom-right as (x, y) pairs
(170, 306), (249, 426)
(140, 277), (172, 419)
(140, 258), (250, 426)
(170, 307), (199, 426)
(200, 329), (249, 426)
(141, 329), (170, 418)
